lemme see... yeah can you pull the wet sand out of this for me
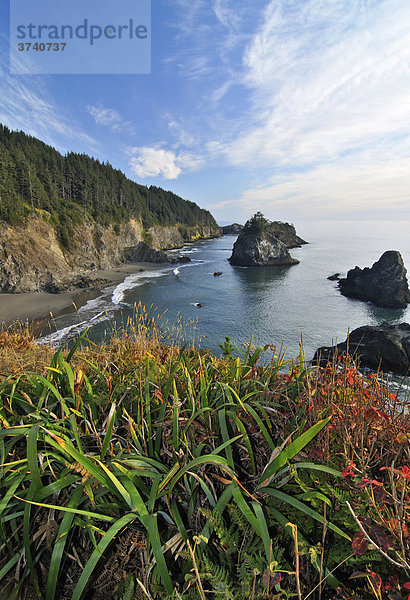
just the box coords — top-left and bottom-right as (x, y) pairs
(0, 262), (164, 330)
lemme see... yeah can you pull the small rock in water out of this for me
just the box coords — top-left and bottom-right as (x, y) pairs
(213, 272), (223, 276)
(327, 273), (340, 281)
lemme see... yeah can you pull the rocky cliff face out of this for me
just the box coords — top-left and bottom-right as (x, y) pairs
(0, 218), (72, 293)
(229, 231), (299, 267)
(222, 223), (243, 235)
(338, 251), (410, 308)
(267, 222), (307, 249)
(0, 217), (221, 293)
(148, 224), (221, 251)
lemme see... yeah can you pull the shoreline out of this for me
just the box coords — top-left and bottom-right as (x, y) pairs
(0, 261), (166, 333)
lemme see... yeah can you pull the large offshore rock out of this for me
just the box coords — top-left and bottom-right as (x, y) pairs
(229, 213), (302, 267)
(229, 231), (299, 267)
(338, 251), (410, 308)
(265, 221), (307, 249)
(313, 323), (410, 375)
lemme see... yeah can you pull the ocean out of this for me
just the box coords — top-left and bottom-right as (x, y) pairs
(39, 219), (410, 364)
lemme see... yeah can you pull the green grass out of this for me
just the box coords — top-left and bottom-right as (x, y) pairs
(0, 315), (409, 600)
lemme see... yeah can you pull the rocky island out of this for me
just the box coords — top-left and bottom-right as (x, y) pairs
(229, 212), (306, 267)
(338, 250), (410, 308)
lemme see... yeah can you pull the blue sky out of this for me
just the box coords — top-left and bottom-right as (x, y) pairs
(1, 0), (410, 224)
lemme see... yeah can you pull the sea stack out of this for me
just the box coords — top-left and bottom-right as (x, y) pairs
(338, 251), (410, 308)
(229, 212), (305, 267)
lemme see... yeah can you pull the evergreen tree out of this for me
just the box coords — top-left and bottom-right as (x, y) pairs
(0, 124), (217, 241)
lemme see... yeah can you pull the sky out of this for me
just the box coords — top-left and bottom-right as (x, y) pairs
(1, 0), (410, 225)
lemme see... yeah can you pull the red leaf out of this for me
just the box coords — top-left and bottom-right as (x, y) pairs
(357, 478), (372, 488)
(374, 486), (386, 503)
(349, 570), (382, 587)
(369, 571), (382, 588)
(352, 531), (368, 556)
(368, 523), (392, 552)
(403, 583), (410, 591)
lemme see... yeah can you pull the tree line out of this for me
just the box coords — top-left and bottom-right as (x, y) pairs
(0, 124), (217, 247)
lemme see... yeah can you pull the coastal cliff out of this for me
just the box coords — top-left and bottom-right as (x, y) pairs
(222, 223), (243, 235)
(0, 216), (220, 293)
(0, 124), (221, 293)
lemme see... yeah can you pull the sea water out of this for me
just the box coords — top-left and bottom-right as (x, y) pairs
(40, 219), (410, 363)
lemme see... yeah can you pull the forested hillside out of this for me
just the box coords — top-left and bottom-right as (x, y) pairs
(0, 124), (217, 247)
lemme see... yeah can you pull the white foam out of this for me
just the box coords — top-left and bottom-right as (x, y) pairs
(111, 269), (167, 305)
(78, 296), (106, 314)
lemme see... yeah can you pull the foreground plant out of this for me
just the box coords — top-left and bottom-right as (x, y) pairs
(0, 329), (408, 599)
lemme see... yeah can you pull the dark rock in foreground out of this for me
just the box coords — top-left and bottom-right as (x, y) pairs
(229, 213), (303, 267)
(327, 273), (341, 281)
(313, 323), (410, 375)
(338, 251), (410, 308)
(222, 223), (243, 235)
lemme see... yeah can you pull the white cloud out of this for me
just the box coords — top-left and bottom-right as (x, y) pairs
(164, 0), (258, 85)
(87, 105), (128, 131)
(209, 139), (410, 221)
(0, 47), (95, 150)
(128, 146), (204, 179)
(202, 0), (410, 220)
(217, 0), (410, 170)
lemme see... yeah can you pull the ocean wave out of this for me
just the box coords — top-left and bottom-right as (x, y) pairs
(111, 269), (168, 305)
(37, 309), (111, 347)
(78, 296), (107, 314)
(180, 248), (200, 254)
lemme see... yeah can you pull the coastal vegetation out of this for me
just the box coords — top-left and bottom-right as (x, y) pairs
(0, 312), (409, 600)
(0, 124), (217, 249)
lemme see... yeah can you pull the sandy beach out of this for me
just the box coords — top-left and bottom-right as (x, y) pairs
(0, 262), (164, 331)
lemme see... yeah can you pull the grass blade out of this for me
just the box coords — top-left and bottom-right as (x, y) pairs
(45, 488), (83, 600)
(72, 513), (138, 600)
(259, 417), (331, 486)
(261, 488), (350, 540)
